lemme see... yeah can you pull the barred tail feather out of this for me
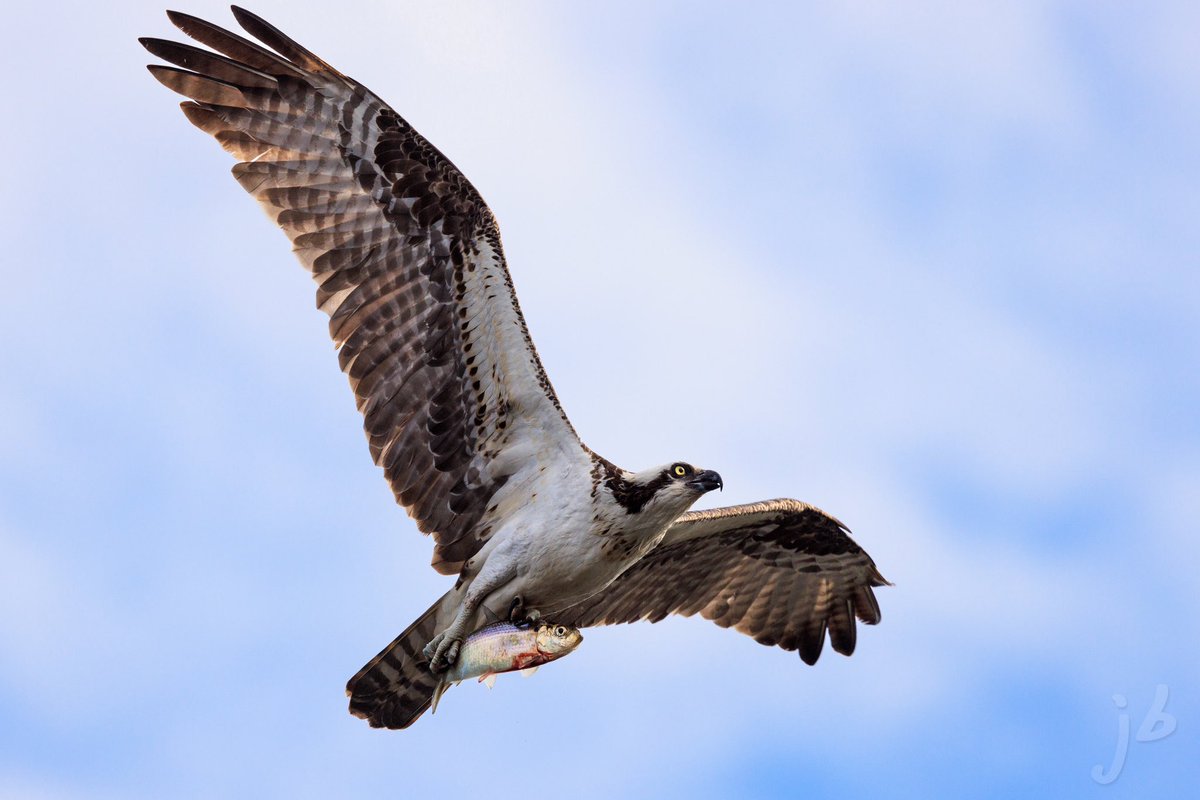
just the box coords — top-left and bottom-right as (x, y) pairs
(346, 593), (448, 729)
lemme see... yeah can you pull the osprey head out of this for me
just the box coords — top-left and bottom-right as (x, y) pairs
(611, 462), (723, 516)
(666, 462), (724, 494)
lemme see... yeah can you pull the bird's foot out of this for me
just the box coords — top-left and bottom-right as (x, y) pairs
(422, 632), (463, 673)
(422, 633), (443, 665)
(507, 595), (542, 627)
(508, 595), (525, 623)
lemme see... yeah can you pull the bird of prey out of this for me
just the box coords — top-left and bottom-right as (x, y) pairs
(142, 6), (889, 730)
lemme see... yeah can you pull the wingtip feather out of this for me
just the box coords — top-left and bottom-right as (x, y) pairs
(230, 4), (332, 73)
(798, 619), (827, 666)
(147, 64), (251, 108)
(828, 598), (857, 657)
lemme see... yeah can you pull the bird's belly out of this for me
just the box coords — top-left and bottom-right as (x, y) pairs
(506, 525), (657, 615)
(467, 480), (666, 618)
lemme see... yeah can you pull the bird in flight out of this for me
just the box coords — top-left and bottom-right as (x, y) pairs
(142, 6), (889, 729)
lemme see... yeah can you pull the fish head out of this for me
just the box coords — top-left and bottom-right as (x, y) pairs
(535, 623), (583, 658)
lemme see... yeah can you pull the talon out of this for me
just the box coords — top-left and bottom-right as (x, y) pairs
(428, 634), (463, 673)
(508, 595), (525, 623)
(422, 633), (445, 664)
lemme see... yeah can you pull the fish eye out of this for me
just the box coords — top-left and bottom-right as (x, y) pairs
(555, 625), (567, 637)
(672, 463), (689, 478)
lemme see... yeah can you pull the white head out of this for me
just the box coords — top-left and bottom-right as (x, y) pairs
(609, 461), (723, 523)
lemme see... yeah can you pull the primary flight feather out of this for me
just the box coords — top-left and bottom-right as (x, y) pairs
(142, 6), (889, 730)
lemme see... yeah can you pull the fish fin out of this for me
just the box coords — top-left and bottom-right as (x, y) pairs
(430, 680), (448, 714)
(482, 673), (497, 689)
(520, 666), (539, 678)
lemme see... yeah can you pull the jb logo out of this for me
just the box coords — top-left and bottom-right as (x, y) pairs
(1091, 684), (1177, 785)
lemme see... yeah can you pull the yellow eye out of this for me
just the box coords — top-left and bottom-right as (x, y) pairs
(673, 465), (687, 477)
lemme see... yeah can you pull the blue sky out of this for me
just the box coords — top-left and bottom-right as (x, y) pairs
(1, 1), (1196, 796)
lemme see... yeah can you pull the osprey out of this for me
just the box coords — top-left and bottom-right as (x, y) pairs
(142, 7), (889, 729)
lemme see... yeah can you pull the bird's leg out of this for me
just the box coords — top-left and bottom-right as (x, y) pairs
(423, 560), (517, 672)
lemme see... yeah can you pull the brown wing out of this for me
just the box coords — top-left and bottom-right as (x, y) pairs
(556, 499), (889, 664)
(141, 8), (586, 574)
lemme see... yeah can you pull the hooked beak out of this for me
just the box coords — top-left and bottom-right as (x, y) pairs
(687, 469), (723, 493)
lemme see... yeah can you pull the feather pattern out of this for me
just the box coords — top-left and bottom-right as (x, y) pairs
(142, 7), (585, 574)
(346, 592), (447, 728)
(556, 499), (890, 664)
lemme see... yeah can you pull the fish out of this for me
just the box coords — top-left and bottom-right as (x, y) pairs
(430, 621), (583, 713)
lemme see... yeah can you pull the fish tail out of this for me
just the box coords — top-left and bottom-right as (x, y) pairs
(345, 591), (450, 729)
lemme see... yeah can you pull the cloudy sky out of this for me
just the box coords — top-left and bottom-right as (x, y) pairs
(2, 1), (1196, 796)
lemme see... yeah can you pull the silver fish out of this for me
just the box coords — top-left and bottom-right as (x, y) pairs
(431, 621), (582, 713)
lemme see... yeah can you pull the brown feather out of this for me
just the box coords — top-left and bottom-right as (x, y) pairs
(558, 499), (888, 666)
(346, 593), (447, 729)
(143, 9), (585, 575)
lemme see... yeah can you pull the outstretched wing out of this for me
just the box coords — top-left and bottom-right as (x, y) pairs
(556, 499), (889, 664)
(142, 8), (586, 574)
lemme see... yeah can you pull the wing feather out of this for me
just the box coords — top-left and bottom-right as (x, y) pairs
(144, 8), (586, 574)
(557, 499), (889, 665)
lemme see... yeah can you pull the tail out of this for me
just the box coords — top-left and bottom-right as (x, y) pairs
(346, 592), (449, 729)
